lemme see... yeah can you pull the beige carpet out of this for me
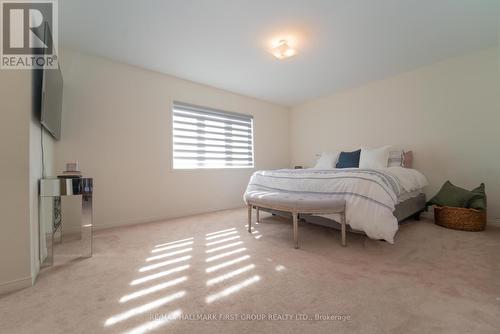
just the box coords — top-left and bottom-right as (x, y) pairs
(1, 208), (499, 334)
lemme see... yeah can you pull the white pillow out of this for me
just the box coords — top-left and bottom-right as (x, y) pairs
(359, 146), (391, 169)
(313, 152), (339, 169)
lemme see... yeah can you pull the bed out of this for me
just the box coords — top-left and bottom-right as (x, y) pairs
(244, 167), (428, 244)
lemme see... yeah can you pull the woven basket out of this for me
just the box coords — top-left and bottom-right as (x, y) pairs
(434, 206), (486, 231)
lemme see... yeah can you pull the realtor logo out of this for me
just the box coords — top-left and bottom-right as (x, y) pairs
(1, 0), (58, 69)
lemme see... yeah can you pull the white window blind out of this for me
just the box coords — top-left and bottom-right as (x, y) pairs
(172, 102), (254, 169)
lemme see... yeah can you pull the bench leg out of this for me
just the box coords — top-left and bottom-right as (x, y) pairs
(293, 212), (299, 249)
(256, 207), (260, 223)
(247, 204), (252, 233)
(341, 211), (346, 247)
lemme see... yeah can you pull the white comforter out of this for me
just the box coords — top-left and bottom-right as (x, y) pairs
(244, 167), (428, 244)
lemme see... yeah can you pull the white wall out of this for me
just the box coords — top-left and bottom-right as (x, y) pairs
(0, 68), (56, 293)
(56, 49), (290, 229)
(0, 70), (32, 293)
(290, 47), (500, 221)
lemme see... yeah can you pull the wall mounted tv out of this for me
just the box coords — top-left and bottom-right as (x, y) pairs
(40, 22), (63, 140)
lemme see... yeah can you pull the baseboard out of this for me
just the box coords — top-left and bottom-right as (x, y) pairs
(94, 216), (200, 231)
(94, 206), (246, 231)
(55, 217), (169, 233)
(60, 208), (500, 232)
(0, 276), (32, 295)
(420, 210), (433, 220)
(93, 216), (169, 231)
(488, 218), (500, 226)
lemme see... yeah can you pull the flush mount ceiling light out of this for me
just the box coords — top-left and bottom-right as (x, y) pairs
(271, 39), (296, 60)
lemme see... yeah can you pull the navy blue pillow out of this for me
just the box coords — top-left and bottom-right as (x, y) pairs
(336, 149), (361, 168)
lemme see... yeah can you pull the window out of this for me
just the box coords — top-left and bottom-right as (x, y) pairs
(172, 102), (254, 169)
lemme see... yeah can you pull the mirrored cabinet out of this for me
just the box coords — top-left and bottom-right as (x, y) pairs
(39, 177), (93, 267)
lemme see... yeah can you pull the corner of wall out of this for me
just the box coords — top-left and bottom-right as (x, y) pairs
(286, 105), (294, 168)
(497, 24), (500, 78)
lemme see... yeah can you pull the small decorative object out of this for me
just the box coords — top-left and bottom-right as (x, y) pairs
(59, 160), (82, 178)
(428, 181), (487, 231)
(66, 161), (79, 172)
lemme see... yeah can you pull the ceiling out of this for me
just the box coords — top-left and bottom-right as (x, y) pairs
(60, 0), (500, 106)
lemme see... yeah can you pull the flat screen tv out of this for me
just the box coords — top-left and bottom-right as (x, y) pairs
(40, 23), (63, 140)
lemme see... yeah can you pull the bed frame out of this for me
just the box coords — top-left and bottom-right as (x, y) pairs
(259, 193), (426, 235)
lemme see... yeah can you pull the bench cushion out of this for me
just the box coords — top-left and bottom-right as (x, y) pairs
(245, 189), (345, 213)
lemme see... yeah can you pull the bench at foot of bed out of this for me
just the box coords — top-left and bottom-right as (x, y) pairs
(245, 192), (347, 248)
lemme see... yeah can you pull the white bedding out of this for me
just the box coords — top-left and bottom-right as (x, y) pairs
(244, 167), (428, 244)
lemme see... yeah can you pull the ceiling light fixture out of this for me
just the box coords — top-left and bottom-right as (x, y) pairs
(271, 39), (296, 60)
